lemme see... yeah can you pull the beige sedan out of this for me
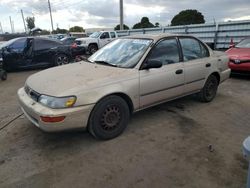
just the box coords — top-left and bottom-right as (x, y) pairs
(18, 34), (230, 140)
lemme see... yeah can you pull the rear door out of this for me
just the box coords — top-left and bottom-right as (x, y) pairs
(33, 38), (61, 66)
(139, 37), (185, 108)
(178, 37), (211, 94)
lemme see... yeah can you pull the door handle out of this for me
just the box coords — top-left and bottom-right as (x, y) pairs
(175, 69), (183, 74)
(206, 63), (211, 67)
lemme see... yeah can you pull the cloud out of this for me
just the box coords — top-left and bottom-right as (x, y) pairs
(0, 0), (249, 32)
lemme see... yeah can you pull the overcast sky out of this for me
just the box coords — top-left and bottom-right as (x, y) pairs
(0, 0), (250, 33)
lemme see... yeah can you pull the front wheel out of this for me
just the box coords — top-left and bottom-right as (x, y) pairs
(88, 95), (130, 140)
(55, 54), (69, 66)
(197, 75), (219, 102)
(88, 44), (98, 55)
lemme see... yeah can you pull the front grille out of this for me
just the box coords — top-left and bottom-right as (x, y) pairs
(24, 85), (41, 101)
(230, 59), (250, 64)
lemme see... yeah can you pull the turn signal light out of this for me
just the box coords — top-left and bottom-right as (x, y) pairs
(40, 116), (65, 123)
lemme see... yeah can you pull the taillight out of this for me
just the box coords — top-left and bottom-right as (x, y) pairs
(71, 43), (77, 48)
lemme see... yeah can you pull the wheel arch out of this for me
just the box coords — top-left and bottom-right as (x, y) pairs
(210, 71), (220, 83)
(95, 92), (134, 114)
(86, 92), (134, 131)
(88, 43), (98, 49)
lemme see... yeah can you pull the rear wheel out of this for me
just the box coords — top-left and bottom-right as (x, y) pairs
(55, 54), (69, 66)
(197, 74), (219, 102)
(88, 95), (130, 140)
(88, 44), (98, 55)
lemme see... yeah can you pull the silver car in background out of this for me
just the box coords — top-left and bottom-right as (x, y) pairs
(18, 34), (230, 140)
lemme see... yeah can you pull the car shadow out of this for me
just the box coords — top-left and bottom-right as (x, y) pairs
(230, 72), (250, 80)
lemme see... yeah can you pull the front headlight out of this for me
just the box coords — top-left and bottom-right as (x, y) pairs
(38, 95), (77, 109)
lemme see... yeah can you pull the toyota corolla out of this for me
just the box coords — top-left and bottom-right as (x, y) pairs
(18, 34), (230, 140)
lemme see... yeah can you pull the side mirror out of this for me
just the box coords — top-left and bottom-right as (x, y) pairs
(142, 59), (162, 70)
(100, 35), (106, 39)
(5, 46), (11, 52)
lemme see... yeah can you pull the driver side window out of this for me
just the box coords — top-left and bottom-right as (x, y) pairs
(9, 38), (27, 52)
(147, 38), (180, 65)
(100, 32), (110, 39)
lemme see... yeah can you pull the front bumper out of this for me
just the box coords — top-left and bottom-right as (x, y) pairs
(229, 62), (250, 72)
(17, 87), (94, 132)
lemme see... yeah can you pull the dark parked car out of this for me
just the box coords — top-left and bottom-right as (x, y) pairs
(61, 37), (86, 57)
(0, 37), (72, 71)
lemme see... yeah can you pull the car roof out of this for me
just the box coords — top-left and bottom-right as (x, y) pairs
(123, 33), (192, 41)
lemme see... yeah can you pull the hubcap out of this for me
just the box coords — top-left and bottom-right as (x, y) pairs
(57, 56), (68, 65)
(205, 79), (217, 98)
(101, 105), (121, 131)
(90, 47), (97, 54)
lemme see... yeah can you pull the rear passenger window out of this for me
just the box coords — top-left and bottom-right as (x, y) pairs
(179, 38), (209, 61)
(147, 38), (180, 65)
(34, 39), (61, 50)
(110, 32), (116, 38)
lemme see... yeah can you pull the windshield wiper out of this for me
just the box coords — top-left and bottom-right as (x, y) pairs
(94, 60), (117, 67)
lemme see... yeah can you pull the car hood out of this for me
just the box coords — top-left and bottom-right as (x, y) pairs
(226, 48), (250, 60)
(77, 37), (97, 43)
(26, 61), (137, 97)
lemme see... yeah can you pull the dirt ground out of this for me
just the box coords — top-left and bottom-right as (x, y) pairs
(0, 70), (249, 188)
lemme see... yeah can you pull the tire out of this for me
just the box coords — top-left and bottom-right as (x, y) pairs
(88, 44), (98, 55)
(88, 95), (130, 140)
(197, 74), (219, 102)
(1, 71), (7, 81)
(55, 54), (69, 66)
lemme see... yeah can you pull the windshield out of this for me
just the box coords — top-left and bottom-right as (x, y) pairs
(236, 38), (250, 48)
(88, 38), (153, 68)
(0, 38), (18, 48)
(89, 32), (101, 38)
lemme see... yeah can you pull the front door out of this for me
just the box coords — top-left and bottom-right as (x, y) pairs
(98, 32), (111, 48)
(139, 38), (185, 108)
(3, 38), (28, 70)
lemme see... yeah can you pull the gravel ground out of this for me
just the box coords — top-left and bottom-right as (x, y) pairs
(0, 70), (249, 188)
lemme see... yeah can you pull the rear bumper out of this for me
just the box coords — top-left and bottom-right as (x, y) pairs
(229, 62), (250, 71)
(18, 87), (94, 132)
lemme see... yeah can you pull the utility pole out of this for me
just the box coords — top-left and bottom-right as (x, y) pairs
(12, 21), (15, 33)
(0, 22), (3, 34)
(9, 16), (13, 33)
(21, 9), (27, 33)
(119, 0), (124, 30)
(48, 0), (54, 32)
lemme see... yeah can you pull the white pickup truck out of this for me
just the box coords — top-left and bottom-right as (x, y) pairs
(75, 31), (118, 54)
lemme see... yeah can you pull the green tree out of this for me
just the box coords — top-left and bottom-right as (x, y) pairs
(26, 17), (35, 30)
(155, 22), (160, 27)
(40, 30), (50, 35)
(132, 17), (154, 29)
(114, 24), (129, 30)
(69, 26), (85, 32)
(171, 9), (205, 26)
(52, 28), (68, 34)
